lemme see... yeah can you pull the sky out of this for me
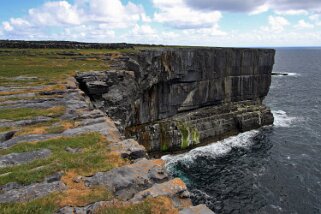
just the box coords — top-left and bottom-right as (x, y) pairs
(0, 0), (321, 47)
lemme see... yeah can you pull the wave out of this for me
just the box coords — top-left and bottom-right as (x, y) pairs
(287, 72), (300, 76)
(272, 72), (301, 77)
(162, 130), (259, 170)
(272, 110), (303, 127)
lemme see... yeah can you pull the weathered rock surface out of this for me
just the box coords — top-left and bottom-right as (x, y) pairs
(57, 200), (132, 214)
(0, 181), (66, 203)
(85, 158), (168, 200)
(179, 204), (215, 214)
(0, 149), (51, 168)
(76, 47), (275, 152)
(0, 116), (53, 128)
(0, 134), (58, 149)
(0, 131), (16, 142)
(130, 178), (192, 209)
(108, 139), (147, 160)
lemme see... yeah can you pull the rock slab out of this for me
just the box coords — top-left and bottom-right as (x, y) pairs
(85, 158), (168, 200)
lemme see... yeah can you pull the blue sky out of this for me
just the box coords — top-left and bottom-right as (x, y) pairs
(1, 0), (321, 47)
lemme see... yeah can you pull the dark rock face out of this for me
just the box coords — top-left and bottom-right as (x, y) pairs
(76, 47), (275, 152)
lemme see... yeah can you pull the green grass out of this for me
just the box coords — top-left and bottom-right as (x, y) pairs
(0, 106), (65, 121)
(0, 133), (115, 185)
(0, 193), (59, 214)
(96, 201), (152, 214)
(0, 127), (12, 133)
(0, 48), (136, 81)
(95, 196), (178, 214)
(45, 125), (65, 134)
(0, 195), (175, 214)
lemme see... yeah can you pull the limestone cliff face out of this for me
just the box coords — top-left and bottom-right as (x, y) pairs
(76, 47), (275, 153)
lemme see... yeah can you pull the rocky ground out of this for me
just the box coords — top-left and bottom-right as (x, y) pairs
(0, 48), (214, 213)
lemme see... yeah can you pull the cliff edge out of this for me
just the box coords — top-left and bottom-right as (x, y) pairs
(76, 47), (275, 153)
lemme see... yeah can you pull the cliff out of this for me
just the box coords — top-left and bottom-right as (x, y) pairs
(0, 44), (274, 213)
(76, 47), (275, 153)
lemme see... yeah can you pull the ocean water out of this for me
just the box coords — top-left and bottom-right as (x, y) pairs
(162, 48), (321, 214)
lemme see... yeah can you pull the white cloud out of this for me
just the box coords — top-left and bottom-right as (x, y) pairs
(28, 1), (81, 26)
(85, 0), (145, 28)
(295, 20), (314, 29)
(132, 24), (156, 35)
(261, 16), (290, 33)
(309, 14), (321, 26)
(275, 9), (308, 16)
(309, 14), (320, 21)
(1, 0), (320, 46)
(2, 22), (13, 31)
(249, 3), (270, 15)
(153, 0), (222, 29)
(1, 0), (149, 41)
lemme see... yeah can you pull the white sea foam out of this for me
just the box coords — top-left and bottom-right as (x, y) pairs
(272, 110), (302, 127)
(273, 72), (301, 77)
(162, 130), (259, 168)
(287, 72), (300, 77)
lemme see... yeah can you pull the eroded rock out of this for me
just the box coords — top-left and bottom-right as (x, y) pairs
(0, 134), (58, 149)
(85, 158), (168, 200)
(0, 181), (66, 203)
(108, 139), (146, 160)
(0, 116), (53, 128)
(179, 204), (215, 214)
(76, 48), (275, 152)
(130, 178), (192, 209)
(0, 131), (16, 142)
(0, 149), (52, 168)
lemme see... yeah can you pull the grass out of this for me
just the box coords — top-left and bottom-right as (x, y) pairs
(95, 196), (179, 214)
(0, 48), (134, 81)
(0, 132), (125, 186)
(0, 195), (178, 214)
(0, 193), (60, 214)
(0, 47), (178, 213)
(0, 106), (65, 121)
(0, 127), (12, 133)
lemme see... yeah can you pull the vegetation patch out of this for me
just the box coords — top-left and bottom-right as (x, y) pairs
(0, 193), (60, 214)
(0, 106), (65, 121)
(159, 122), (170, 152)
(95, 196), (178, 214)
(0, 133), (125, 185)
(59, 171), (113, 207)
(177, 121), (200, 149)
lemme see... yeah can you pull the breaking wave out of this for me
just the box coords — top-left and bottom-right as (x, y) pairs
(272, 110), (303, 127)
(162, 130), (259, 171)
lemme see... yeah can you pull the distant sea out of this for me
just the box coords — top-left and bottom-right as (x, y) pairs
(163, 48), (321, 214)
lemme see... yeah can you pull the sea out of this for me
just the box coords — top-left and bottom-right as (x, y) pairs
(162, 48), (321, 214)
